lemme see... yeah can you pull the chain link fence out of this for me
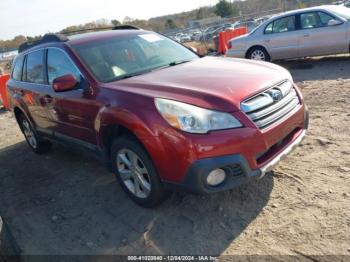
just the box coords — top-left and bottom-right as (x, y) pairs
(163, 8), (283, 55)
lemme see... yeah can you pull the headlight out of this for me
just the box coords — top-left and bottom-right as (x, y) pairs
(155, 98), (242, 134)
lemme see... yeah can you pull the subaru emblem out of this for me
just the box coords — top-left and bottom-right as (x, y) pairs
(270, 90), (283, 102)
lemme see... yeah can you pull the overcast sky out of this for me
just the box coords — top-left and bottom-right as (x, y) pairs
(0, 0), (220, 40)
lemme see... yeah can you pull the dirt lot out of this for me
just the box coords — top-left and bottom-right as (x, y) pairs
(0, 55), (349, 258)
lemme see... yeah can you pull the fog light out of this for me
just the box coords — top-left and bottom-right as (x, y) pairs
(206, 169), (226, 186)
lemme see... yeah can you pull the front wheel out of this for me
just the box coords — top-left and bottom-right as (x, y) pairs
(111, 136), (169, 208)
(247, 47), (270, 61)
(18, 114), (51, 154)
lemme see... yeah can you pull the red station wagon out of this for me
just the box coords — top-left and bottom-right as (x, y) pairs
(7, 27), (309, 207)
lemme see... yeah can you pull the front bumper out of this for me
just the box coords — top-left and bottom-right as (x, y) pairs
(164, 108), (309, 194)
(259, 129), (306, 178)
(164, 129), (306, 194)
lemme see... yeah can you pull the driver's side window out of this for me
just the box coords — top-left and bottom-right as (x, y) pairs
(318, 12), (338, 26)
(47, 48), (80, 84)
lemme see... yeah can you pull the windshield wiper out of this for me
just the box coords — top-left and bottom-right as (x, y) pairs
(107, 70), (152, 82)
(106, 60), (192, 82)
(142, 60), (193, 73)
(168, 60), (192, 66)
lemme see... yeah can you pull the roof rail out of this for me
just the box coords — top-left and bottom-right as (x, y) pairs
(112, 25), (140, 30)
(60, 25), (140, 36)
(18, 33), (68, 53)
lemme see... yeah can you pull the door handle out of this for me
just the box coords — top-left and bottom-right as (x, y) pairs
(303, 34), (310, 37)
(265, 39), (270, 43)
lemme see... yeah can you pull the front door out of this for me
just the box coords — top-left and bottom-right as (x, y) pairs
(298, 11), (348, 57)
(44, 48), (98, 145)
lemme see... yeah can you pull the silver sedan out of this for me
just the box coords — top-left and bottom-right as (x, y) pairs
(226, 5), (350, 61)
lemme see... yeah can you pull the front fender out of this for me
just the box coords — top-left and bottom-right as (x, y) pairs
(94, 91), (170, 148)
(95, 102), (173, 179)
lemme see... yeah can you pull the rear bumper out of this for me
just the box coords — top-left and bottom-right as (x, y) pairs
(164, 107), (309, 194)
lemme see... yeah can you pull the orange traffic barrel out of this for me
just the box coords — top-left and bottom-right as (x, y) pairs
(218, 26), (248, 54)
(0, 74), (10, 110)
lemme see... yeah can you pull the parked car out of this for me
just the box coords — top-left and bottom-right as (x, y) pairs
(204, 24), (237, 42)
(226, 5), (350, 61)
(202, 25), (223, 40)
(191, 31), (202, 41)
(7, 28), (308, 207)
(180, 34), (192, 43)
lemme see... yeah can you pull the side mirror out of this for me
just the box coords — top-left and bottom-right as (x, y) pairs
(328, 19), (342, 26)
(52, 74), (78, 92)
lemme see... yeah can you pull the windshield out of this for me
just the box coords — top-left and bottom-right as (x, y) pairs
(72, 32), (198, 82)
(329, 6), (350, 20)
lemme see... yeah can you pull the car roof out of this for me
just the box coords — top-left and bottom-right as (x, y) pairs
(270, 5), (341, 19)
(18, 27), (148, 54)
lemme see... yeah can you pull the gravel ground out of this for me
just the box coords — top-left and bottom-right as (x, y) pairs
(0, 55), (349, 259)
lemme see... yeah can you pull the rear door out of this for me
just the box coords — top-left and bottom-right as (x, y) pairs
(263, 15), (300, 59)
(21, 49), (53, 134)
(298, 11), (348, 57)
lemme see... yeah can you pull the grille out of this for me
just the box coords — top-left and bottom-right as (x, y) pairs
(241, 80), (300, 129)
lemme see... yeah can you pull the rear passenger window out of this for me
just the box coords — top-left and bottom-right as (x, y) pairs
(265, 23), (273, 34)
(47, 48), (80, 84)
(12, 56), (24, 81)
(301, 12), (319, 29)
(26, 50), (44, 84)
(265, 16), (296, 34)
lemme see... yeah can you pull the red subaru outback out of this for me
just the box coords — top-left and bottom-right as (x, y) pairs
(7, 27), (308, 207)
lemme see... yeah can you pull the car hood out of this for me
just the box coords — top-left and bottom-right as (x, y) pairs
(104, 57), (292, 112)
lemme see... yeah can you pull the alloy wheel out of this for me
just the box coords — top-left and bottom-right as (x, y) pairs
(251, 50), (266, 61)
(116, 149), (151, 199)
(22, 119), (37, 149)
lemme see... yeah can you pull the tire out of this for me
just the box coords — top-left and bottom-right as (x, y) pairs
(18, 114), (51, 154)
(111, 135), (169, 208)
(247, 47), (271, 61)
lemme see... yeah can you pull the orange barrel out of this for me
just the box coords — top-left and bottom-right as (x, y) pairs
(0, 74), (10, 110)
(221, 31), (227, 54)
(217, 31), (225, 54)
(223, 29), (237, 54)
